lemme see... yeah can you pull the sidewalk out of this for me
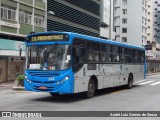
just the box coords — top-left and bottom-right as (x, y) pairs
(0, 81), (24, 90)
(0, 81), (14, 88)
(146, 72), (160, 76)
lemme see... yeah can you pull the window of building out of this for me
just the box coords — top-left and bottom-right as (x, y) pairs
(1, 7), (16, 21)
(34, 16), (44, 27)
(122, 28), (127, 33)
(142, 27), (143, 33)
(122, 9), (127, 15)
(122, 0), (127, 5)
(145, 19), (147, 25)
(142, 27), (146, 33)
(122, 18), (127, 24)
(19, 11), (32, 24)
(122, 37), (127, 42)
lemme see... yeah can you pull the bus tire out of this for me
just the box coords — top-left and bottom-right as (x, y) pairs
(126, 75), (133, 89)
(85, 78), (96, 98)
(50, 93), (59, 96)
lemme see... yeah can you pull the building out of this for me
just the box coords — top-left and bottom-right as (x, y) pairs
(0, 0), (46, 82)
(146, 0), (160, 60)
(146, 0), (160, 73)
(100, 0), (115, 40)
(47, 0), (100, 37)
(47, 0), (115, 39)
(114, 0), (147, 46)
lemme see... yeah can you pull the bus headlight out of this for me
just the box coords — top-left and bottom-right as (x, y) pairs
(56, 81), (60, 85)
(64, 76), (69, 81)
(25, 76), (32, 83)
(56, 76), (70, 85)
(62, 76), (70, 83)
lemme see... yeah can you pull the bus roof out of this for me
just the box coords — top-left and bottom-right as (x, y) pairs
(26, 31), (145, 51)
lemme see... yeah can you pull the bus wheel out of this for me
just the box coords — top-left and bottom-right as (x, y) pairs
(50, 93), (59, 96)
(126, 75), (133, 89)
(85, 79), (96, 98)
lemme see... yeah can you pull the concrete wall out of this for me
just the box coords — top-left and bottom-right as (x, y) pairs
(127, 0), (143, 46)
(0, 60), (7, 82)
(100, 0), (115, 39)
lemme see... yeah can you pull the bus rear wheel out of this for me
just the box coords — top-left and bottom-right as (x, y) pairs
(85, 79), (96, 98)
(126, 75), (133, 89)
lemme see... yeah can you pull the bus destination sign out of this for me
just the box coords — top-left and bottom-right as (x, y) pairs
(29, 34), (69, 42)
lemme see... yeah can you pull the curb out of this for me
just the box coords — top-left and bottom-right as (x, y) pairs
(12, 86), (25, 90)
(147, 73), (160, 76)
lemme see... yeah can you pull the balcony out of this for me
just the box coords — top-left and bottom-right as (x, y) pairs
(154, 27), (160, 31)
(154, 21), (158, 24)
(35, 0), (45, 9)
(20, 0), (33, 5)
(154, 14), (158, 17)
(155, 1), (158, 4)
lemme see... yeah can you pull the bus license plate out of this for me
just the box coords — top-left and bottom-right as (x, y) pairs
(39, 86), (47, 90)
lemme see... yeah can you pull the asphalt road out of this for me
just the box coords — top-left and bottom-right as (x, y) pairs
(0, 74), (160, 119)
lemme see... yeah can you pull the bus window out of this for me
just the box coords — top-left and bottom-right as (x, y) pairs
(106, 45), (112, 63)
(87, 42), (101, 63)
(134, 50), (139, 63)
(101, 44), (106, 62)
(73, 47), (85, 72)
(139, 50), (144, 64)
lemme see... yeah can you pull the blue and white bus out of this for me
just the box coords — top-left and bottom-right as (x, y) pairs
(24, 31), (146, 98)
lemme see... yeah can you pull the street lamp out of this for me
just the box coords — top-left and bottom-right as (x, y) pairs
(18, 43), (24, 75)
(47, 11), (55, 15)
(45, 10), (55, 31)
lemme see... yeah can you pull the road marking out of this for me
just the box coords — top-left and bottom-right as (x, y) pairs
(138, 81), (154, 85)
(134, 80), (145, 84)
(150, 81), (160, 85)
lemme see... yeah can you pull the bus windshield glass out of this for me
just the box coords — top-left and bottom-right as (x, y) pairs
(27, 44), (71, 70)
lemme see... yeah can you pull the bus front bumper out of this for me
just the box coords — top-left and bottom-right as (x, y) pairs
(24, 79), (74, 94)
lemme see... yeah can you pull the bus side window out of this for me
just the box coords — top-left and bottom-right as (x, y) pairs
(73, 47), (85, 72)
(73, 47), (84, 63)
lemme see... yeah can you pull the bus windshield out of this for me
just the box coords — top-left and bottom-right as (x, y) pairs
(27, 44), (71, 70)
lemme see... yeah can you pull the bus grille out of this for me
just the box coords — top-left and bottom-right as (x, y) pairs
(32, 80), (55, 84)
(28, 71), (59, 77)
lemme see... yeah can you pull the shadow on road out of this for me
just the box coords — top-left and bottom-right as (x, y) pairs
(30, 85), (140, 103)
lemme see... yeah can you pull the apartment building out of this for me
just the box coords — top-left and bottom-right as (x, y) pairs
(145, 0), (160, 61)
(0, 0), (46, 82)
(114, 0), (147, 47)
